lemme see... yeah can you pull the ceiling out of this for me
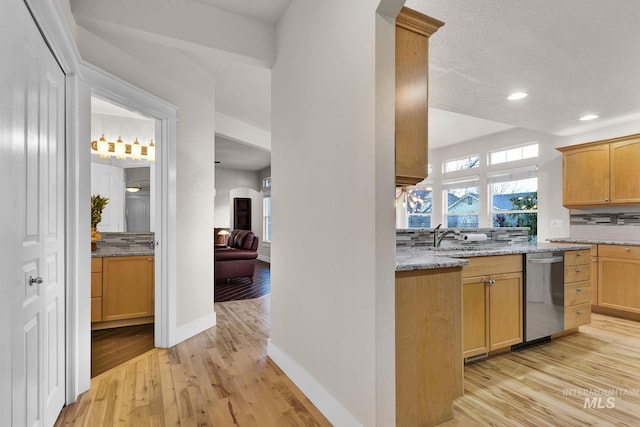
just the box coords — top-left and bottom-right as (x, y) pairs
(76, 0), (640, 170)
(407, 0), (640, 141)
(215, 135), (271, 171)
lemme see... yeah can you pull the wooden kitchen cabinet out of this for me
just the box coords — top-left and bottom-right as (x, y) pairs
(559, 142), (609, 207)
(598, 245), (640, 315)
(396, 267), (463, 426)
(558, 133), (640, 207)
(564, 250), (591, 329)
(395, 7), (444, 186)
(462, 255), (523, 359)
(91, 258), (103, 322)
(102, 256), (155, 322)
(590, 245), (598, 306)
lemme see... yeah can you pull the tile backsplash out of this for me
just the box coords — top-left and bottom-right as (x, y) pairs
(396, 227), (530, 247)
(100, 232), (155, 248)
(570, 211), (640, 242)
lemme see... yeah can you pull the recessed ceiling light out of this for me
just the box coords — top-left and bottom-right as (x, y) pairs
(579, 114), (599, 121)
(507, 92), (528, 101)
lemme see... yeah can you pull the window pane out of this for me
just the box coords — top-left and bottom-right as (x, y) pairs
(446, 186), (479, 228)
(522, 144), (538, 159)
(263, 196), (271, 242)
(490, 151), (506, 165)
(491, 177), (537, 239)
(444, 155), (479, 173)
(408, 215), (430, 228)
(407, 189), (432, 214)
(506, 147), (521, 162)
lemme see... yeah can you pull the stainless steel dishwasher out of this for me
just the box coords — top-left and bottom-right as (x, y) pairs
(523, 251), (565, 343)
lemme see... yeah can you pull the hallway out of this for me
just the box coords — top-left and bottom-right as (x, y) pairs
(56, 296), (330, 426)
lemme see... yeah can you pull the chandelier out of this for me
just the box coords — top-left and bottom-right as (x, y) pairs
(91, 134), (155, 162)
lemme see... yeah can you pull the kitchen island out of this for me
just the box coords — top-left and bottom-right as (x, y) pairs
(394, 241), (591, 427)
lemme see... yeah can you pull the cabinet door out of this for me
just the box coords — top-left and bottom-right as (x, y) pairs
(610, 139), (640, 204)
(395, 23), (429, 186)
(598, 257), (640, 314)
(462, 276), (489, 358)
(489, 273), (523, 350)
(395, 8), (443, 186)
(103, 256), (155, 321)
(562, 143), (609, 207)
(590, 257), (598, 305)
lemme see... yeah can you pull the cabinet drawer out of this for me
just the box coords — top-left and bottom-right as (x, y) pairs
(565, 265), (590, 283)
(598, 244), (640, 260)
(565, 281), (590, 306)
(91, 272), (102, 298)
(564, 249), (591, 266)
(463, 255), (522, 278)
(565, 303), (591, 329)
(91, 257), (103, 273)
(91, 297), (102, 322)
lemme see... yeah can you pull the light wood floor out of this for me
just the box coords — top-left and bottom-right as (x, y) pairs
(56, 295), (331, 426)
(58, 300), (640, 426)
(443, 313), (640, 426)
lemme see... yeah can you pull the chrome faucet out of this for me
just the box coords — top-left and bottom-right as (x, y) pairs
(433, 224), (461, 248)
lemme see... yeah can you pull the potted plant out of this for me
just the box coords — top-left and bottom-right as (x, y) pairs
(91, 194), (109, 251)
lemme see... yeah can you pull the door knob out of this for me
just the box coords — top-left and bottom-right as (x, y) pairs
(29, 276), (43, 286)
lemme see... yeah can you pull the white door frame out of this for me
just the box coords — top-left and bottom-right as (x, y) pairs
(78, 60), (179, 372)
(24, 0), (179, 403)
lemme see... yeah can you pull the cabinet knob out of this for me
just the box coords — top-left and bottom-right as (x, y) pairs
(486, 279), (495, 285)
(625, 247), (631, 252)
(576, 268), (582, 273)
(576, 252), (582, 257)
(577, 311), (583, 316)
(604, 198), (609, 202)
(576, 287), (582, 292)
(592, 258), (597, 262)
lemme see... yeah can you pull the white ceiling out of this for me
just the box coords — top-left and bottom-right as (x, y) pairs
(215, 135), (271, 171)
(407, 0), (640, 138)
(193, 0), (292, 25)
(76, 0), (640, 171)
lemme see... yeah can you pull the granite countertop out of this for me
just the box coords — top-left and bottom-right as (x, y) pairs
(548, 238), (640, 246)
(396, 242), (592, 272)
(91, 245), (155, 258)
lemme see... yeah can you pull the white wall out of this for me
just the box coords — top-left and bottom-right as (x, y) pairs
(270, 0), (397, 425)
(90, 163), (125, 231)
(214, 168), (260, 228)
(75, 24), (216, 334)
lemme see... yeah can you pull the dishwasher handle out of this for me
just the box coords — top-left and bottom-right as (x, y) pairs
(527, 256), (564, 264)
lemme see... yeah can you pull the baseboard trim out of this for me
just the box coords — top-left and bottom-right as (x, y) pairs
(257, 255), (270, 263)
(267, 341), (362, 426)
(175, 311), (216, 344)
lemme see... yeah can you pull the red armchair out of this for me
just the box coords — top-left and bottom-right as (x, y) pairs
(215, 230), (259, 283)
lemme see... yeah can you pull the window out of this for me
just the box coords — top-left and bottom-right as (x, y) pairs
(491, 176), (537, 240)
(489, 143), (538, 166)
(445, 182), (479, 228)
(443, 155), (480, 173)
(263, 196), (271, 242)
(262, 176), (271, 242)
(406, 188), (432, 228)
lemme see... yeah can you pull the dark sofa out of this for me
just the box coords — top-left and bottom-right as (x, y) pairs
(215, 230), (259, 283)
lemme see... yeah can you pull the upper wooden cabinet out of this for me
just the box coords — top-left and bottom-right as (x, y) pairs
(395, 7), (444, 186)
(558, 133), (640, 207)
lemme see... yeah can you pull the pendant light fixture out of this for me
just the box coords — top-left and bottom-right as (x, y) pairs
(91, 136), (156, 162)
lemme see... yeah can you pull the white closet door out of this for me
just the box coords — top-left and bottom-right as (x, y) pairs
(3, 0), (66, 425)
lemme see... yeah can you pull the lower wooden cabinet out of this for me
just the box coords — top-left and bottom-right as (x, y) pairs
(396, 267), (463, 427)
(91, 255), (155, 326)
(564, 249), (592, 330)
(598, 249), (640, 314)
(462, 255), (523, 359)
